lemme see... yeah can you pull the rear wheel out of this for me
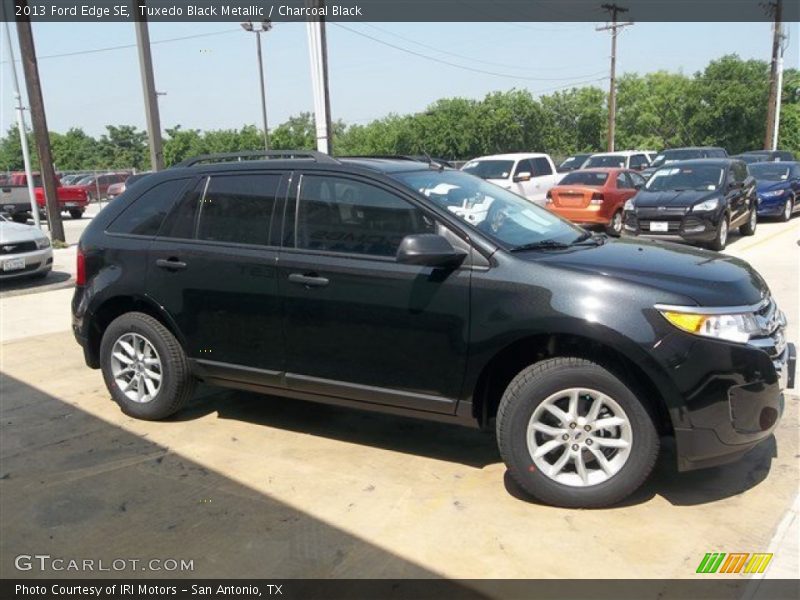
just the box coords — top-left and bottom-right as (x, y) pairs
(739, 204), (757, 236)
(496, 357), (659, 508)
(100, 312), (194, 420)
(606, 210), (624, 237)
(707, 213), (729, 251)
(69, 209), (84, 219)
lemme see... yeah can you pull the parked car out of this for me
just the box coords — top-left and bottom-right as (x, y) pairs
(641, 147), (728, 179)
(0, 215), (52, 280)
(545, 168), (646, 236)
(1, 171), (89, 221)
(582, 151), (654, 172)
(66, 172), (129, 202)
(556, 153), (593, 173)
(748, 161), (800, 221)
(461, 153), (559, 206)
(624, 158), (757, 250)
(740, 150), (796, 162)
(61, 173), (90, 186)
(72, 150), (795, 508)
(732, 153), (769, 165)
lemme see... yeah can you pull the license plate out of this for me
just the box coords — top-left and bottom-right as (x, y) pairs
(3, 258), (25, 272)
(64, 202), (77, 207)
(649, 221), (669, 232)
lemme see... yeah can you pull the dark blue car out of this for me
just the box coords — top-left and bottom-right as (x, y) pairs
(749, 161), (800, 221)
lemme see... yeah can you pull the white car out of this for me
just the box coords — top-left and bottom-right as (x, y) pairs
(582, 150), (655, 172)
(461, 153), (559, 206)
(0, 216), (53, 280)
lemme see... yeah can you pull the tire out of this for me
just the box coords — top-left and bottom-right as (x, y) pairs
(11, 214), (28, 224)
(69, 209), (84, 219)
(100, 312), (194, 420)
(706, 213), (729, 251)
(780, 196), (794, 222)
(605, 210), (624, 237)
(496, 357), (659, 508)
(739, 204), (757, 236)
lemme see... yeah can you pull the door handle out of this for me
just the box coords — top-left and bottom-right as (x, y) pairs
(288, 273), (329, 288)
(155, 258), (187, 271)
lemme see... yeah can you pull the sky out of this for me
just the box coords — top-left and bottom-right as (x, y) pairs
(0, 21), (798, 137)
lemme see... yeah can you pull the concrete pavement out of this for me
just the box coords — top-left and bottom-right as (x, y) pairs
(0, 214), (797, 585)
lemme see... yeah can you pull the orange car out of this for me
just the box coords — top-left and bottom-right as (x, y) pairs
(545, 168), (646, 236)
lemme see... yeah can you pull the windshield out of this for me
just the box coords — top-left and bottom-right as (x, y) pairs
(461, 160), (514, 180)
(646, 165), (724, 192)
(748, 163), (791, 181)
(650, 150), (704, 168)
(559, 155), (589, 170)
(559, 171), (609, 186)
(583, 155), (626, 168)
(75, 176), (95, 185)
(392, 170), (586, 249)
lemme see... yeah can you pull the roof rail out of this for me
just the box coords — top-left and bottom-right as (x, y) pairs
(342, 155), (451, 169)
(173, 150), (340, 168)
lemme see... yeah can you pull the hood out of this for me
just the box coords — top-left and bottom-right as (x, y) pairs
(633, 189), (718, 209)
(755, 179), (789, 194)
(0, 221), (48, 244)
(522, 237), (767, 307)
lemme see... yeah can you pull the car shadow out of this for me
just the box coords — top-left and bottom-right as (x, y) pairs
(0, 270), (72, 297)
(503, 434), (777, 508)
(175, 386), (499, 469)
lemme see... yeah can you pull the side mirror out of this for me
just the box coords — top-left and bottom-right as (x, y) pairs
(513, 172), (531, 183)
(634, 183), (644, 190)
(396, 234), (467, 268)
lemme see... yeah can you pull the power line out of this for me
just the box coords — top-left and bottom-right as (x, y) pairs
(332, 23), (608, 83)
(0, 28), (240, 64)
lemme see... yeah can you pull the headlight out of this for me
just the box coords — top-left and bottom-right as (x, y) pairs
(760, 189), (785, 198)
(692, 198), (720, 212)
(35, 237), (51, 249)
(657, 307), (761, 343)
(624, 198), (635, 211)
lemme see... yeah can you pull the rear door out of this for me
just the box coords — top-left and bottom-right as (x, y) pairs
(513, 159), (534, 199)
(277, 171), (471, 413)
(530, 157), (556, 205)
(146, 170), (287, 377)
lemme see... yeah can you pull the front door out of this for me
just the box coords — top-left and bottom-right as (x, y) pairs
(146, 171), (287, 375)
(278, 172), (471, 413)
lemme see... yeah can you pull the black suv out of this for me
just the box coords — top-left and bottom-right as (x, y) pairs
(72, 151), (796, 508)
(641, 147), (728, 180)
(624, 159), (757, 251)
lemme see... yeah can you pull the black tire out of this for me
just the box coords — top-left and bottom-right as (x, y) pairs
(11, 214), (28, 224)
(706, 213), (729, 251)
(739, 204), (757, 236)
(780, 196), (794, 222)
(100, 312), (194, 420)
(496, 357), (659, 508)
(605, 210), (623, 237)
(69, 209), (84, 219)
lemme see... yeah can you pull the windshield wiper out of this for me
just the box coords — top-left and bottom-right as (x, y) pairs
(571, 231), (605, 245)
(510, 240), (572, 252)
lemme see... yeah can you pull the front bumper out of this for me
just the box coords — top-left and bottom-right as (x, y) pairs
(756, 195), (788, 216)
(0, 248), (53, 279)
(624, 208), (720, 243)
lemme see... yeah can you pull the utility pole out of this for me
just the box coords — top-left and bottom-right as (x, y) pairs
(241, 20), (272, 151)
(764, 0), (785, 151)
(306, 0), (333, 154)
(135, 0), (164, 170)
(597, 4), (632, 152)
(15, 5), (64, 242)
(2, 14), (40, 228)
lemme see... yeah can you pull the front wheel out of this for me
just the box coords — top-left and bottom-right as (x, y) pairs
(706, 213), (729, 251)
(780, 196), (794, 222)
(496, 357), (659, 508)
(739, 205), (757, 236)
(69, 209), (84, 219)
(100, 312), (195, 420)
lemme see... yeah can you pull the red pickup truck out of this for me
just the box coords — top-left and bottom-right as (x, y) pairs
(0, 172), (89, 222)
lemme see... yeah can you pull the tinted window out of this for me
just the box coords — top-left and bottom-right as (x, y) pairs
(296, 175), (434, 256)
(108, 178), (189, 236)
(196, 174), (280, 246)
(158, 178), (205, 239)
(584, 155), (626, 169)
(514, 159), (533, 176)
(732, 162), (748, 182)
(630, 172), (646, 188)
(615, 172), (633, 189)
(646, 166), (724, 191)
(559, 171), (608, 186)
(629, 154), (648, 169)
(532, 157), (553, 176)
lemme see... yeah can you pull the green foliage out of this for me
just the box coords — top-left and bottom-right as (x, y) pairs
(1, 55), (797, 172)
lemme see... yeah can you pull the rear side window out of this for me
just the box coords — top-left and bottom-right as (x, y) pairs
(629, 154), (648, 169)
(196, 174), (280, 246)
(532, 157), (553, 176)
(108, 178), (190, 236)
(615, 172), (633, 189)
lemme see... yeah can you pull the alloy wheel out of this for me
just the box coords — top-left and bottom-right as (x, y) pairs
(110, 332), (163, 403)
(719, 218), (728, 247)
(526, 388), (633, 487)
(785, 199), (793, 221)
